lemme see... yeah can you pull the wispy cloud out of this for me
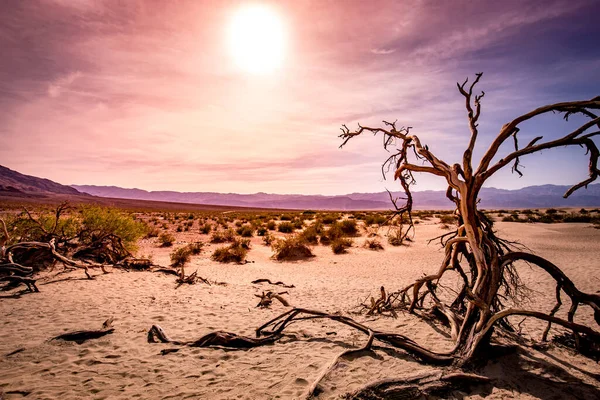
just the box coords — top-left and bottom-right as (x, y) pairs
(0, 0), (598, 194)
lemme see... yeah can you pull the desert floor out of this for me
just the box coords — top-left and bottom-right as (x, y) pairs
(1, 221), (599, 399)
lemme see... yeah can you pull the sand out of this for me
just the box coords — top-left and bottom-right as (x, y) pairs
(1, 221), (599, 399)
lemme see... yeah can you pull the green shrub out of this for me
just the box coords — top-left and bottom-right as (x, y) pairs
(80, 206), (147, 251)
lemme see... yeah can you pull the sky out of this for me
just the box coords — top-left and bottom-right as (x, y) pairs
(1, 0), (599, 195)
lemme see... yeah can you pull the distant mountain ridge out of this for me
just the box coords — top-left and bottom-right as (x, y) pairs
(2, 164), (599, 210)
(73, 183), (600, 210)
(0, 165), (81, 196)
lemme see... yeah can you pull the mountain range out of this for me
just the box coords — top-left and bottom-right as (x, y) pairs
(1, 164), (599, 210)
(73, 183), (600, 210)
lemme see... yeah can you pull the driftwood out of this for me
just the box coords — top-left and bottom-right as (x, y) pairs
(52, 318), (114, 344)
(255, 291), (290, 308)
(251, 278), (295, 288)
(147, 324), (279, 354)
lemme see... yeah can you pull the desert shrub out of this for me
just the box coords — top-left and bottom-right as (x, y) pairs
(176, 225), (183, 232)
(387, 228), (405, 246)
(321, 214), (339, 224)
(299, 224), (320, 244)
(280, 214), (293, 221)
(293, 219), (304, 230)
(563, 214), (592, 223)
(364, 239), (384, 251)
(7, 209), (80, 245)
(236, 224), (254, 237)
(211, 239), (248, 263)
(256, 227), (267, 236)
(438, 214), (457, 225)
(170, 246), (191, 267)
(80, 206), (147, 251)
(271, 235), (315, 261)
(278, 221), (295, 233)
(546, 208), (558, 214)
(365, 214), (387, 225)
(580, 208), (588, 214)
(210, 229), (236, 243)
(145, 226), (160, 238)
(331, 237), (352, 254)
(266, 220), (276, 230)
(319, 223), (343, 245)
(339, 219), (358, 236)
(262, 232), (275, 246)
(159, 232), (176, 247)
(199, 223), (212, 234)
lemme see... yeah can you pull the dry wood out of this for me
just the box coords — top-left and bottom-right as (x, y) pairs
(251, 278), (295, 288)
(52, 318), (115, 344)
(337, 73), (600, 366)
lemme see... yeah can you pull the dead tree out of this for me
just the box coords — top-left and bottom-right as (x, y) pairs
(336, 73), (600, 366)
(147, 76), (600, 382)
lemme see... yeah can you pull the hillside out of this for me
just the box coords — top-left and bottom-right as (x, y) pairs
(0, 165), (82, 195)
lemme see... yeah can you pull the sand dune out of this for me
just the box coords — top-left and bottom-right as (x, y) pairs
(1, 222), (599, 399)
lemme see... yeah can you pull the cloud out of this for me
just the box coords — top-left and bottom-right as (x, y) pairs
(47, 71), (82, 98)
(371, 48), (396, 55)
(0, 0), (599, 195)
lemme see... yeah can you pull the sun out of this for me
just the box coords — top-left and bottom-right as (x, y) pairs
(227, 4), (286, 74)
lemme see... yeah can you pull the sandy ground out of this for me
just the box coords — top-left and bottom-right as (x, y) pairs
(1, 221), (599, 399)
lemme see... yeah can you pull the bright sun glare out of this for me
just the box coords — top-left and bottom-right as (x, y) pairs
(228, 4), (286, 74)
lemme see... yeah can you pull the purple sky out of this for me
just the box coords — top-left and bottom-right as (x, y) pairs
(1, 0), (599, 195)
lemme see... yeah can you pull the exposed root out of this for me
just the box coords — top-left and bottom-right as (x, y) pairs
(342, 371), (491, 399)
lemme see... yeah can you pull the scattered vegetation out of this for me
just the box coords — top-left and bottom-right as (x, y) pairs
(271, 235), (314, 261)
